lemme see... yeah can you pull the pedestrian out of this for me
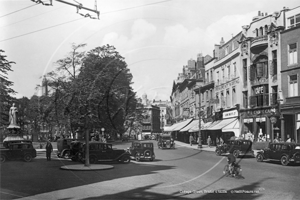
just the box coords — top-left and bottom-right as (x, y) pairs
(207, 136), (212, 147)
(189, 134), (194, 146)
(274, 137), (279, 143)
(45, 140), (53, 161)
(216, 137), (219, 145)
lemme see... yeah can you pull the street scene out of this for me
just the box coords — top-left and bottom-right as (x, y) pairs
(1, 0), (300, 200)
(1, 141), (300, 200)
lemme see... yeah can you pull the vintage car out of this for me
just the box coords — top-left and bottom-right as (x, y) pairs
(256, 142), (300, 166)
(158, 134), (175, 149)
(56, 138), (76, 159)
(0, 142), (37, 163)
(128, 141), (155, 161)
(76, 142), (131, 164)
(216, 139), (254, 158)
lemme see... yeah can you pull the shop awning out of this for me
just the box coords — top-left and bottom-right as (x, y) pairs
(163, 126), (174, 132)
(180, 119), (198, 132)
(165, 118), (193, 132)
(173, 118), (193, 131)
(222, 119), (240, 131)
(189, 121), (211, 132)
(205, 118), (237, 130)
(222, 119), (240, 137)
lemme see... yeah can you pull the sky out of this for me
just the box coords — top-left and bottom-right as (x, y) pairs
(1, 0), (299, 101)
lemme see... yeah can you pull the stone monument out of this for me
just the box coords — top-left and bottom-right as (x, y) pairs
(4, 103), (23, 141)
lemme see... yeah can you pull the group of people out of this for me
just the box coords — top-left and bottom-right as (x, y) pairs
(189, 134), (224, 147)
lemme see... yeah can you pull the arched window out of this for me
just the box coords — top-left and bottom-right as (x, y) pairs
(264, 25), (268, 35)
(259, 27), (263, 36)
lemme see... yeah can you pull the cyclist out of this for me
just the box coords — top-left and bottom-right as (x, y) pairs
(227, 153), (236, 176)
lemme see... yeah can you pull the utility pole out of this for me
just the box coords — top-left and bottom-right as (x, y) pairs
(198, 85), (202, 148)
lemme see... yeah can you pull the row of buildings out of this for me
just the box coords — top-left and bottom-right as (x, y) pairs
(165, 6), (300, 145)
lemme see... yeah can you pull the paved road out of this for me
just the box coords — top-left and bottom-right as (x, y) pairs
(1, 140), (300, 200)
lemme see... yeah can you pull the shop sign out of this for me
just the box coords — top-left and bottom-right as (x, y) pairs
(270, 116), (277, 124)
(246, 108), (278, 117)
(254, 86), (264, 94)
(244, 118), (253, 123)
(256, 117), (266, 122)
(223, 110), (238, 119)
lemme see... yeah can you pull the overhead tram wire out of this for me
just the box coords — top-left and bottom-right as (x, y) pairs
(0, 0), (172, 42)
(0, 18), (84, 43)
(0, 6), (66, 28)
(0, 4), (38, 18)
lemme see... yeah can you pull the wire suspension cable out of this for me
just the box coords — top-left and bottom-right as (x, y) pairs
(0, 4), (38, 18)
(0, 18), (84, 43)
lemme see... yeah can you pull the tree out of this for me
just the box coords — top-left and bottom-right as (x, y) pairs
(44, 44), (138, 139)
(0, 50), (16, 128)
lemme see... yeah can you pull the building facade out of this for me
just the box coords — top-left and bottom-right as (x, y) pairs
(280, 6), (300, 142)
(236, 9), (286, 142)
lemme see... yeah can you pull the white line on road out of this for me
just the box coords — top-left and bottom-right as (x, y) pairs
(155, 156), (225, 189)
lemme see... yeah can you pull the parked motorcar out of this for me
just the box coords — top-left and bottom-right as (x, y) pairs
(216, 139), (254, 158)
(158, 134), (175, 149)
(0, 142), (37, 163)
(256, 142), (300, 166)
(56, 138), (76, 159)
(76, 142), (131, 164)
(128, 141), (155, 161)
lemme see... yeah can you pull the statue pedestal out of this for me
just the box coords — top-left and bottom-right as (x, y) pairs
(4, 127), (23, 142)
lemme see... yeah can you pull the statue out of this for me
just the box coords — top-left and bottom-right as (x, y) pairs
(8, 103), (19, 129)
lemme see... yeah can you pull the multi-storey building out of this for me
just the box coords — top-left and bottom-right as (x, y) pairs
(239, 9), (285, 142)
(152, 100), (172, 130)
(280, 6), (300, 142)
(198, 33), (243, 144)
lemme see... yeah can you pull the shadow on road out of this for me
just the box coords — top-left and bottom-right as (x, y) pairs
(0, 157), (175, 199)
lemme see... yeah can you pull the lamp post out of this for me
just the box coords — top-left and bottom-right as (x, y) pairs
(198, 86), (202, 148)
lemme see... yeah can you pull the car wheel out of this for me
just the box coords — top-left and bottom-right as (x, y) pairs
(256, 154), (264, 162)
(24, 154), (33, 162)
(144, 150), (151, 157)
(63, 151), (71, 159)
(135, 153), (141, 162)
(233, 150), (239, 158)
(122, 155), (131, 164)
(216, 150), (221, 156)
(89, 155), (97, 164)
(281, 155), (289, 166)
(0, 155), (6, 163)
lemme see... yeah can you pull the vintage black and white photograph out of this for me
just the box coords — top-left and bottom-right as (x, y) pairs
(1, 0), (300, 199)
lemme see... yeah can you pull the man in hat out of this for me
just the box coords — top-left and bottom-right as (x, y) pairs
(45, 140), (53, 161)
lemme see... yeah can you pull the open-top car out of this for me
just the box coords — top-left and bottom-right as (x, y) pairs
(256, 142), (300, 166)
(76, 142), (131, 164)
(158, 134), (175, 149)
(128, 141), (155, 161)
(216, 139), (254, 158)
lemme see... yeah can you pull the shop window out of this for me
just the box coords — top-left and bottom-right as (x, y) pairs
(288, 43), (298, 65)
(289, 75), (298, 97)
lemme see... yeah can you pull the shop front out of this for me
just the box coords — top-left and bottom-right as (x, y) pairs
(240, 107), (281, 142)
(203, 109), (239, 145)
